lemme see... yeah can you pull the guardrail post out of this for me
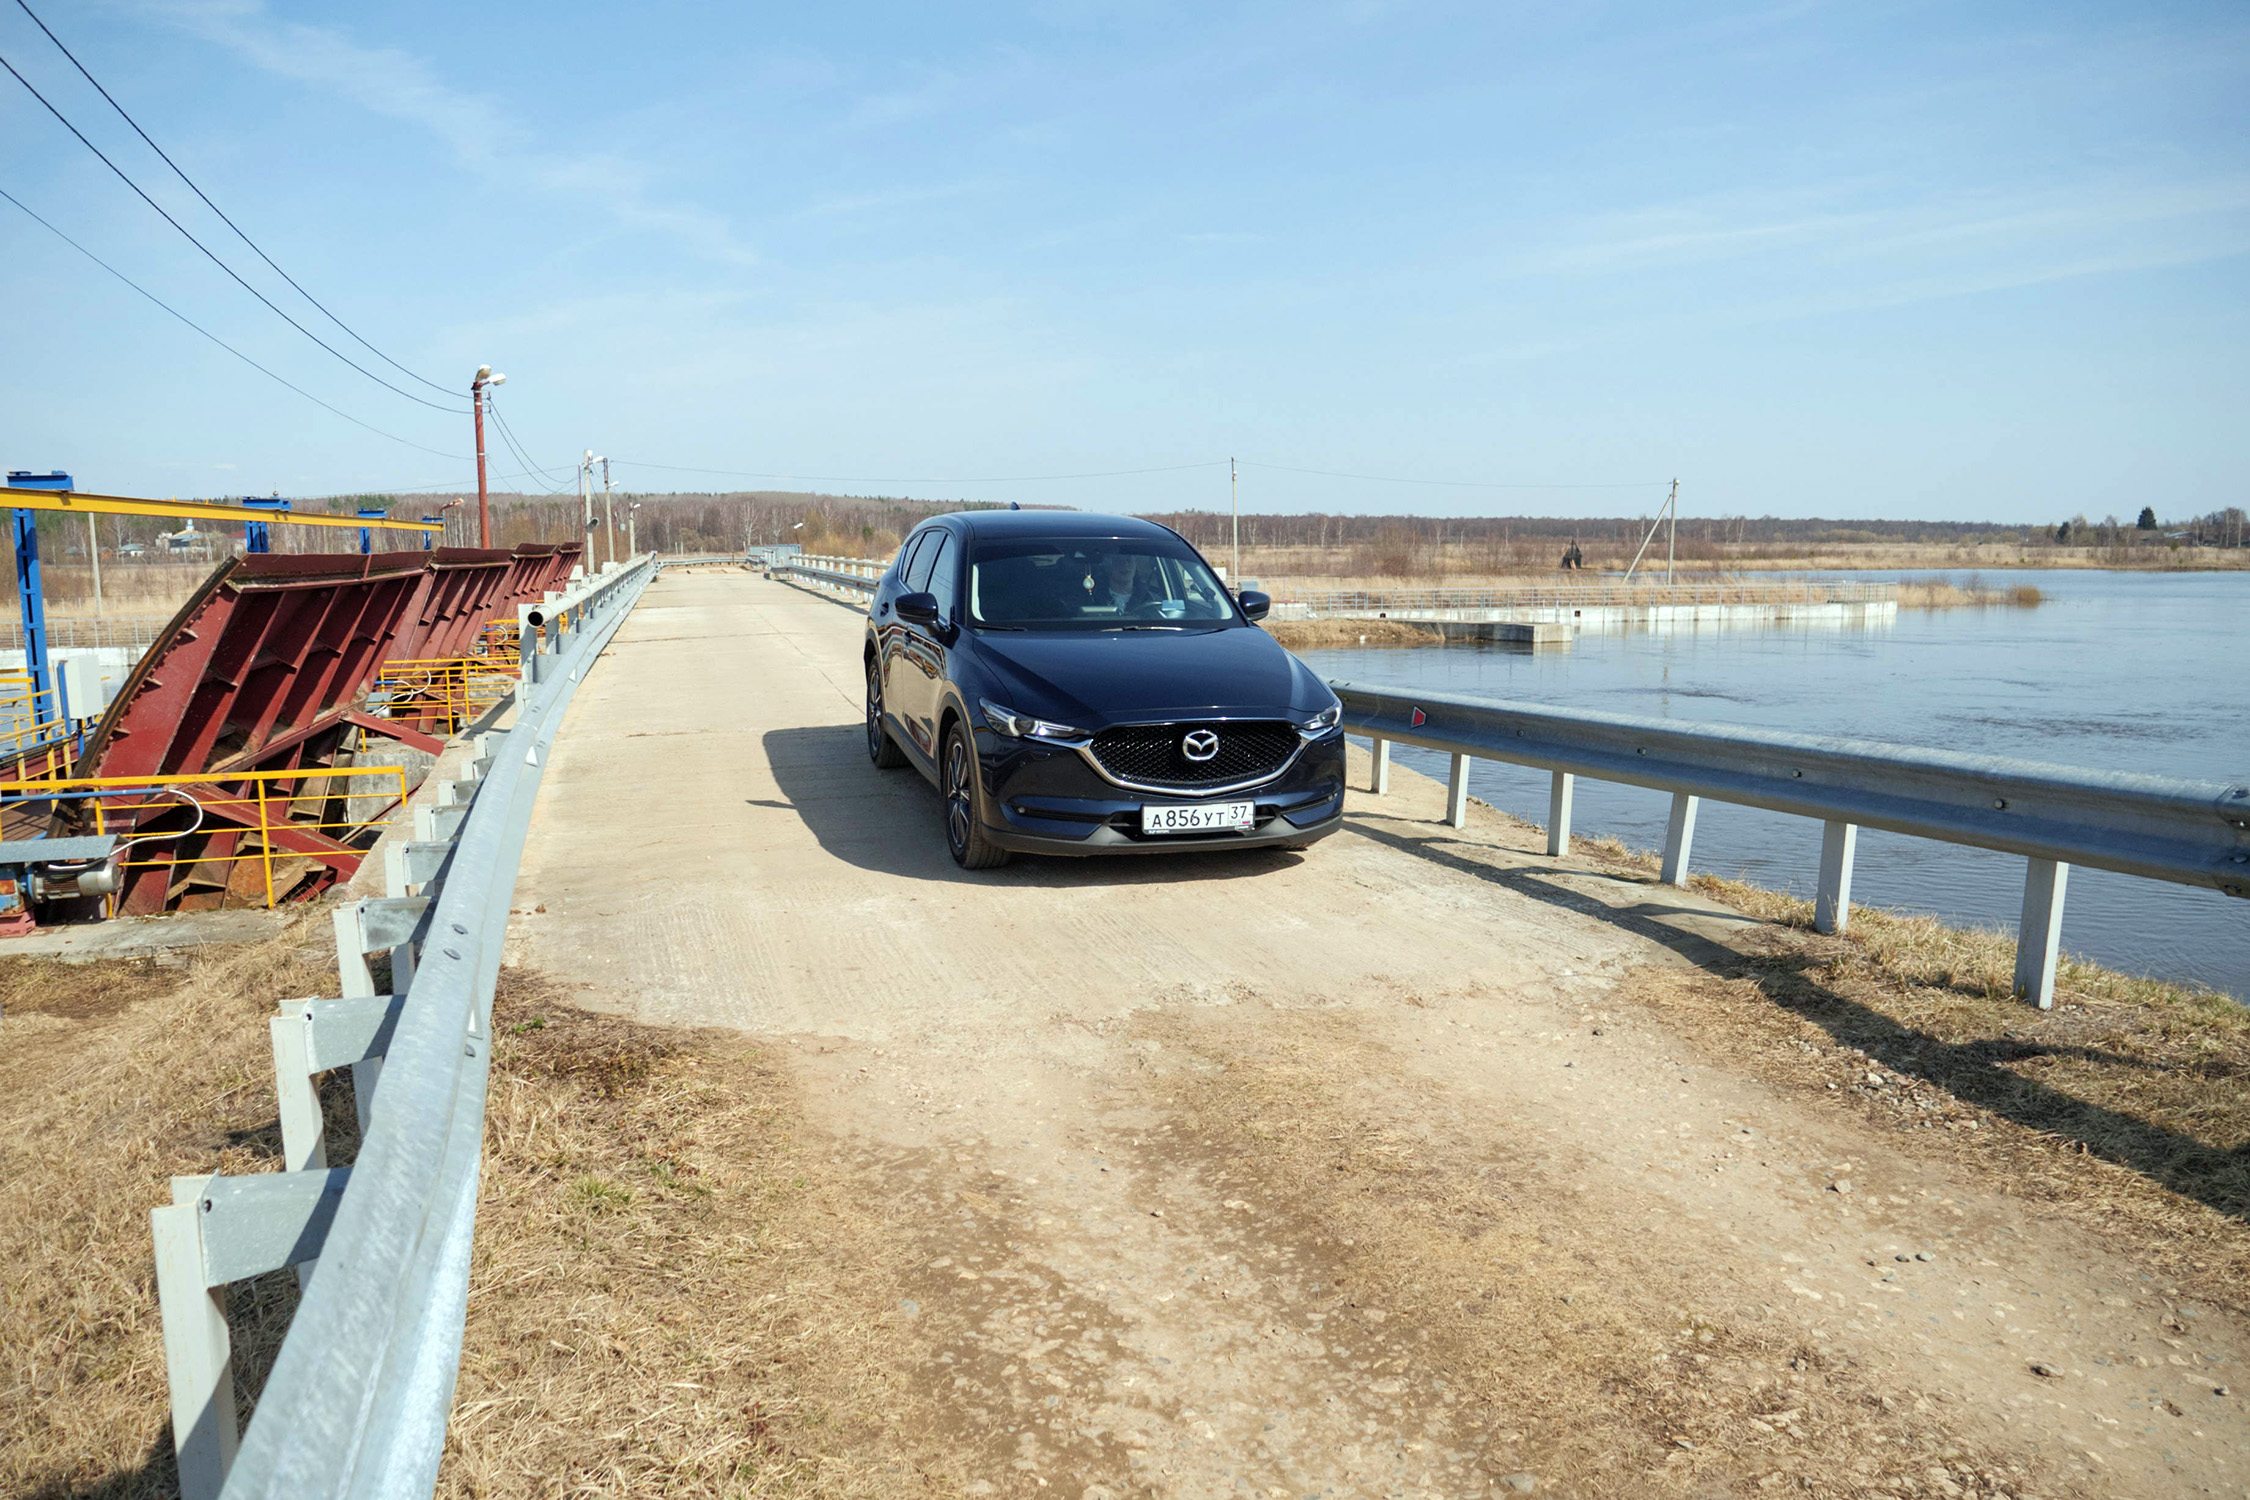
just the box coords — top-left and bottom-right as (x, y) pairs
(1545, 771), (1574, 857)
(1660, 792), (1699, 885)
(1445, 753), (1471, 829)
(1815, 820), (1857, 935)
(151, 1175), (236, 1500)
(270, 1005), (326, 1172)
(1370, 736), (1390, 795)
(331, 903), (415, 1133)
(2012, 858), (2069, 1009)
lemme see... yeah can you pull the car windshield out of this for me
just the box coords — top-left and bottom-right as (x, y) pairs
(967, 537), (1240, 630)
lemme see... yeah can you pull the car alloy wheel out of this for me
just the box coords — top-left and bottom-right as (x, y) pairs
(943, 721), (1010, 868)
(866, 658), (906, 768)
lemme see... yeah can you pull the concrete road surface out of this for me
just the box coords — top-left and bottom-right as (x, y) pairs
(511, 570), (2248, 1498)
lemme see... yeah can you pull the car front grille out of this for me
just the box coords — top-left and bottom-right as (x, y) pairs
(1086, 720), (1300, 790)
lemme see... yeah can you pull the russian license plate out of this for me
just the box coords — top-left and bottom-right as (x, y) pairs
(1140, 801), (1255, 835)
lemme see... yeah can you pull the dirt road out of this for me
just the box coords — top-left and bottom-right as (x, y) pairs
(509, 570), (2248, 1498)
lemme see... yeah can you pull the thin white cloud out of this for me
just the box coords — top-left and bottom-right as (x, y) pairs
(135, 0), (760, 266)
(1502, 175), (2250, 285)
(790, 180), (1000, 220)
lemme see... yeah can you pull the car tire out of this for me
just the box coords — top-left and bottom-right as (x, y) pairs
(866, 658), (908, 769)
(943, 720), (1012, 869)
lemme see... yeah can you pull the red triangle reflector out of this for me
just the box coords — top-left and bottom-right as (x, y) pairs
(1410, 707), (1427, 727)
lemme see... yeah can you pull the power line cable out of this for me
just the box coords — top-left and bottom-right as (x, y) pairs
(11, 0), (458, 399)
(1239, 460), (1670, 490)
(0, 183), (468, 460)
(316, 467), (554, 496)
(608, 457), (1666, 490)
(0, 49), (467, 414)
(485, 400), (574, 493)
(487, 400), (574, 482)
(607, 458), (1231, 484)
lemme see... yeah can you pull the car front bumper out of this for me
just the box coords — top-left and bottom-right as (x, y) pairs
(975, 726), (1347, 856)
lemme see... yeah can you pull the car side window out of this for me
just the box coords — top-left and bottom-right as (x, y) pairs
(895, 530), (933, 588)
(903, 530), (942, 593)
(925, 533), (958, 620)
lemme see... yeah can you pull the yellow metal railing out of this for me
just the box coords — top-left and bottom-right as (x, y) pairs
(0, 766), (409, 910)
(0, 672), (95, 760)
(479, 617), (522, 660)
(375, 658), (519, 736)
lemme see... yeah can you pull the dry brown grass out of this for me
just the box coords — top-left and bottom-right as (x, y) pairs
(32, 562), (207, 622)
(1137, 1007), (2078, 1499)
(1893, 581), (2044, 609)
(1252, 570), (2048, 607)
(1264, 617), (1444, 649)
(1524, 830), (2250, 1313)
(1233, 541), (2250, 581)
(0, 921), (343, 1499)
(441, 979), (949, 1498)
(1, 926), (952, 1500)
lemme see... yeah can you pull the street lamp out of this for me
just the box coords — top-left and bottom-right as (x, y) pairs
(627, 501), (642, 558)
(600, 456), (615, 568)
(578, 451), (607, 562)
(471, 365), (506, 547)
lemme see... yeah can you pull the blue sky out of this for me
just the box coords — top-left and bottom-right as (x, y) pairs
(2, 0), (2244, 520)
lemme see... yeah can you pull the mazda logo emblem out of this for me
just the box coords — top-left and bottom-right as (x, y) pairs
(1181, 729), (1220, 763)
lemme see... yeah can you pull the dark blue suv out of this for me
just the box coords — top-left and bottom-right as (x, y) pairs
(864, 511), (1347, 867)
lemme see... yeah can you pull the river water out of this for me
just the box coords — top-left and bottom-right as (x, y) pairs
(1296, 569), (2248, 999)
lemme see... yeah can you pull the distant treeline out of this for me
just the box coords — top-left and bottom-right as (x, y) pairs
(1140, 510), (2249, 551)
(19, 488), (2238, 570)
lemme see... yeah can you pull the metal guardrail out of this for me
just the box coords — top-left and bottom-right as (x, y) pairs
(1336, 681), (2249, 1008)
(149, 554), (656, 1500)
(1284, 581), (1897, 613)
(775, 555), (879, 596)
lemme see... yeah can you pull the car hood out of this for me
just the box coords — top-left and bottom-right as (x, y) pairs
(974, 627), (1318, 725)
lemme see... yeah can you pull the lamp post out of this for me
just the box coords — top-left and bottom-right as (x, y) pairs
(598, 457), (615, 567)
(471, 365), (505, 547)
(627, 501), (641, 558)
(578, 451), (597, 558)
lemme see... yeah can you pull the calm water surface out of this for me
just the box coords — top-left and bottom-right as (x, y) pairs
(1299, 569), (2249, 998)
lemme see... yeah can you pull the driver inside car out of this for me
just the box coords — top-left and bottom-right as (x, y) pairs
(1096, 550), (1142, 610)
(1090, 550), (1171, 616)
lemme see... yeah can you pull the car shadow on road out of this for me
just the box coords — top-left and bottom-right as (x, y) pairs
(1348, 814), (2250, 1228)
(762, 724), (1307, 889)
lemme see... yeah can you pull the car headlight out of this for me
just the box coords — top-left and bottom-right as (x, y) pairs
(1301, 701), (1342, 734)
(980, 698), (1085, 740)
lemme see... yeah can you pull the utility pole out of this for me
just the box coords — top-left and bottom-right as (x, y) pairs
(601, 457), (615, 567)
(1230, 456), (1240, 585)
(578, 451), (593, 559)
(1666, 478), (1678, 585)
(1623, 478), (1681, 586)
(471, 365), (505, 547)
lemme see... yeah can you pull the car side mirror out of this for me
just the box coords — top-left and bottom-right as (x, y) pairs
(895, 591), (940, 627)
(1237, 589), (1271, 622)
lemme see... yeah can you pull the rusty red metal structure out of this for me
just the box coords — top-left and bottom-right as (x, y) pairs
(38, 543), (579, 912)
